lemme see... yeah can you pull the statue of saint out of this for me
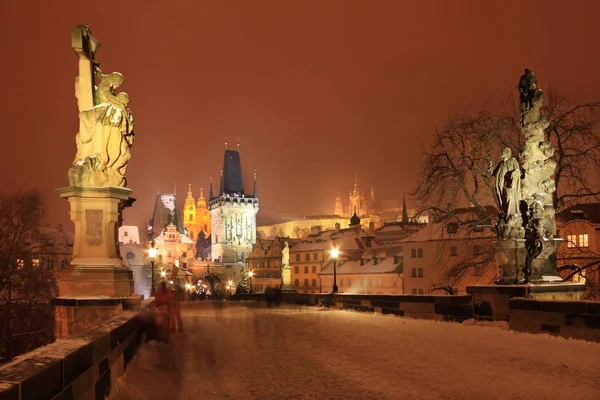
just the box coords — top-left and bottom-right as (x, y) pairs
(491, 148), (522, 221)
(69, 25), (134, 187)
(282, 241), (290, 267)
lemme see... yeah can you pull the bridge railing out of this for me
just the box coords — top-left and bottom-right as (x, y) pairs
(0, 305), (148, 400)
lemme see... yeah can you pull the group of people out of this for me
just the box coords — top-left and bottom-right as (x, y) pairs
(143, 282), (184, 344)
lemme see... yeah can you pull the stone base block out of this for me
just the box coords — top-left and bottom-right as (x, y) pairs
(467, 282), (585, 320)
(58, 268), (134, 298)
(51, 296), (142, 339)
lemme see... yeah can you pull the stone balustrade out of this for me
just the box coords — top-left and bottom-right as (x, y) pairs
(0, 311), (145, 400)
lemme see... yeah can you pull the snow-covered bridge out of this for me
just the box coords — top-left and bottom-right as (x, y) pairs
(108, 301), (600, 400)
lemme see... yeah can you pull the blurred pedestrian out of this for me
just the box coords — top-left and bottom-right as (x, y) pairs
(154, 281), (172, 343)
(171, 285), (184, 332)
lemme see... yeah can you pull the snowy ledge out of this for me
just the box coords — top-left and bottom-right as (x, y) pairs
(0, 312), (143, 400)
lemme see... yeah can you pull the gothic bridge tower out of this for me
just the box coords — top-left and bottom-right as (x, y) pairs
(209, 145), (259, 264)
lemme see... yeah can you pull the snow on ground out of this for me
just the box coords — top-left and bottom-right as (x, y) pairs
(109, 302), (600, 400)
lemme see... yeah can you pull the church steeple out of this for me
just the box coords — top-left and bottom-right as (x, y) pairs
(183, 184), (197, 240)
(402, 193), (409, 224)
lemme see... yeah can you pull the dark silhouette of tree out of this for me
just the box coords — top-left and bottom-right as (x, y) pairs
(0, 190), (57, 362)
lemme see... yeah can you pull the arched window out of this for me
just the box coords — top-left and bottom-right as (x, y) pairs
(188, 214), (193, 221)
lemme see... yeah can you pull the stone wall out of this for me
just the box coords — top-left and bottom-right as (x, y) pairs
(0, 312), (143, 400)
(509, 298), (600, 342)
(276, 292), (473, 321)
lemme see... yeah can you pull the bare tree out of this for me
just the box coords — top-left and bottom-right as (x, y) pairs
(414, 101), (515, 226)
(543, 89), (600, 210)
(0, 190), (57, 362)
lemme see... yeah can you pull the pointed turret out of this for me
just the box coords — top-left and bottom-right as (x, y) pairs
(209, 177), (213, 200)
(402, 193), (409, 224)
(253, 170), (257, 197)
(220, 148), (245, 196)
(370, 184), (375, 204)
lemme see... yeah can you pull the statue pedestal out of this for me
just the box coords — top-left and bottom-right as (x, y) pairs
(494, 238), (564, 284)
(53, 186), (138, 339)
(467, 282), (585, 320)
(280, 265), (293, 291)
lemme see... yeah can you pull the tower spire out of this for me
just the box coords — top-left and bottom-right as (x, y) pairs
(253, 170), (257, 197)
(237, 138), (240, 151)
(225, 137), (228, 150)
(402, 192), (409, 224)
(220, 169), (224, 196)
(209, 177), (213, 200)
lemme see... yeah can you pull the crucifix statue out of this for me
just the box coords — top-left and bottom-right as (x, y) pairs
(71, 25), (101, 112)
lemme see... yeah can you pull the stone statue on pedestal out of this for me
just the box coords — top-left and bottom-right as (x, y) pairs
(491, 69), (560, 283)
(69, 24), (135, 187)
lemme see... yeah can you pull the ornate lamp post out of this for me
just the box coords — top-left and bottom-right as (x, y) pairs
(148, 240), (157, 296)
(330, 247), (339, 293)
(248, 270), (254, 294)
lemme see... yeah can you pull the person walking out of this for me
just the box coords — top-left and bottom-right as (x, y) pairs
(171, 285), (184, 332)
(154, 281), (172, 343)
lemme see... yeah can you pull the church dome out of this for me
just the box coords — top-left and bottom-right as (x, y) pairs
(350, 211), (361, 226)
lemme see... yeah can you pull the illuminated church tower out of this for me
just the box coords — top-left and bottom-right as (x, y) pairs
(348, 174), (368, 217)
(196, 187), (211, 237)
(209, 144), (259, 263)
(183, 184), (197, 240)
(334, 193), (344, 217)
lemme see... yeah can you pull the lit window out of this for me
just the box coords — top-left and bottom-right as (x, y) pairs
(579, 234), (589, 248)
(574, 269), (586, 283)
(567, 234), (576, 248)
(32, 258), (40, 267)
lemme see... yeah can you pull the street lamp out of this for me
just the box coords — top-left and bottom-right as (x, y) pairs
(248, 270), (254, 294)
(148, 240), (157, 296)
(228, 280), (233, 297)
(330, 247), (339, 293)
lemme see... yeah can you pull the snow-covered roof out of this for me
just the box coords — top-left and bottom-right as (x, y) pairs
(319, 255), (402, 275)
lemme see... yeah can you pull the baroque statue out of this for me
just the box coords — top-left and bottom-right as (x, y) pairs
(492, 69), (558, 284)
(69, 25), (135, 187)
(489, 148), (524, 240)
